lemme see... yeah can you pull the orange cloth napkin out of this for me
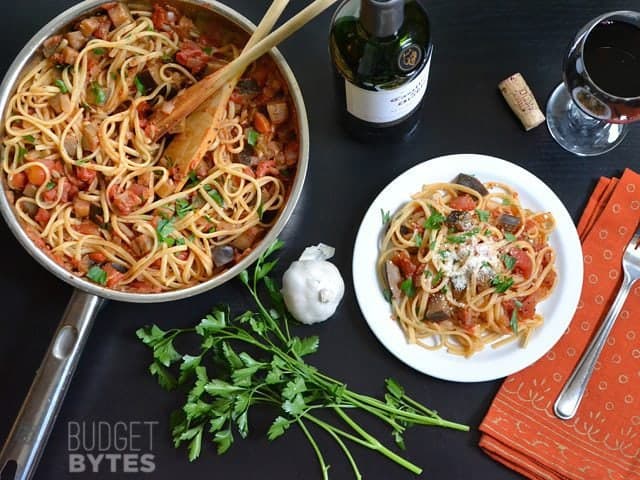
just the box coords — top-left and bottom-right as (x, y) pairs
(479, 168), (640, 480)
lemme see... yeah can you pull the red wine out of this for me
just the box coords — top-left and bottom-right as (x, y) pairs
(584, 20), (640, 98)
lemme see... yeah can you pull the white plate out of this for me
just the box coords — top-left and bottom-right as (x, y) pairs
(352, 154), (583, 382)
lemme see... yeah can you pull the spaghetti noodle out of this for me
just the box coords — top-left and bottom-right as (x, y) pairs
(1, 2), (299, 292)
(378, 174), (558, 357)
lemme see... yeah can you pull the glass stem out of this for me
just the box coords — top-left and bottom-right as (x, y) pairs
(567, 101), (605, 132)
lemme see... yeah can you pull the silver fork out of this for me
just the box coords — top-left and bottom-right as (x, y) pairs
(554, 222), (640, 420)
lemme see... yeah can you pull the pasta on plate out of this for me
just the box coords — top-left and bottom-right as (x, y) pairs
(1, 2), (300, 292)
(378, 174), (558, 357)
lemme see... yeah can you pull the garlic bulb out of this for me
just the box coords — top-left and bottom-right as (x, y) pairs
(281, 244), (345, 324)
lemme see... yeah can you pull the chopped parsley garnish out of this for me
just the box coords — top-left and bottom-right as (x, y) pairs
(175, 237), (186, 246)
(476, 209), (489, 223)
(502, 198), (511, 206)
(246, 128), (260, 146)
(429, 239), (436, 250)
(157, 217), (175, 246)
(55, 79), (68, 94)
(382, 289), (392, 303)
(510, 308), (519, 334)
(424, 270), (432, 278)
(423, 210), (445, 230)
(17, 147), (27, 164)
(438, 250), (448, 260)
(481, 261), (492, 269)
(134, 75), (146, 95)
(187, 170), (199, 186)
(202, 46), (213, 55)
(502, 254), (516, 271)
(400, 278), (416, 297)
(432, 270), (443, 285)
(207, 188), (224, 207)
(45, 181), (56, 190)
(381, 208), (391, 225)
(484, 229), (491, 236)
(257, 203), (264, 220)
(23, 135), (35, 144)
(87, 265), (107, 285)
(93, 47), (106, 55)
(414, 232), (423, 248)
(161, 53), (174, 63)
(504, 232), (517, 242)
(91, 82), (106, 105)
(446, 227), (480, 244)
(491, 275), (514, 293)
(175, 198), (192, 218)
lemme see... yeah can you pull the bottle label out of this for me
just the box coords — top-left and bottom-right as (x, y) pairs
(345, 54), (431, 124)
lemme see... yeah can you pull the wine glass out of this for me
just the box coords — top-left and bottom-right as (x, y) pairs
(546, 11), (640, 156)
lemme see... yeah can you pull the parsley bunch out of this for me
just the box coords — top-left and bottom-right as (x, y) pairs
(136, 241), (469, 478)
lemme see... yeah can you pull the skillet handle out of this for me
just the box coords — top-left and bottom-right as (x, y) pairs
(0, 289), (104, 480)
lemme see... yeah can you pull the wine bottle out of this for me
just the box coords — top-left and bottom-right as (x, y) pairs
(329, 0), (432, 141)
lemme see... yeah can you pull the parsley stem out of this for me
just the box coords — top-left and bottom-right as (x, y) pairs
(319, 421), (363, 480)
(296, 418), (329, 480)
(334, 407), (423, 475)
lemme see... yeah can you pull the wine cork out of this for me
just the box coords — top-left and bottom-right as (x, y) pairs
(498, 73), (545, 131)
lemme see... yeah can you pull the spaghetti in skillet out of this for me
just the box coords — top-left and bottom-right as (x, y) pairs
(378, 174), (558, 357)
(1, 2), (299, 292)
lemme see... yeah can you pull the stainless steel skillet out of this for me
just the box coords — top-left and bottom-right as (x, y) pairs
(0, 1), (309, 478)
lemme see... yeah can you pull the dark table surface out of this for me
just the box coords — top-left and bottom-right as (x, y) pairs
(1, 0), (639, 479)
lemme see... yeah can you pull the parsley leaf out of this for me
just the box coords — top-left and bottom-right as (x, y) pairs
(45, 181), (56, 190)
(93, 47), (106, 55)
(504, 232), (517, 242)
(175, 198), (192, 218)
(91, 82), (107, 105)
(157, 217), (175, 245)
(414, 232), (423, 247)
(432, 270), (443, 285)
(491, 275), (514, 293)
(423, 210), (445, 230)
(134, 75), (147, 95)
(476, 209), (489, 223)
(208, 189), (224, 207)
(87, 265), (107, 285)
(246, 128), (259, 146)
(502, 198), (512, 206)
(187, 170), (199, 186)
(382, 289), (392, 303)
(446, 227), (480, 244)
(257, 203), (264, 220)
(55, 79), (68, 94)
(502, 254), (516, 271)
(510, 308), (519, 334)
(400, 278), (416, 297)
(23, 134), (35, 144)
(381, 208), (391, 225)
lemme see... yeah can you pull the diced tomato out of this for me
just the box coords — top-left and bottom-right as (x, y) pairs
(103, 263), (126, 288)
(152, 4), (172, 31)
(413, 262), (426, 285)
(9, 172), (26, 190)
(75, 221), (100, 235)
(113, 189), (143, 215)
(75, 166), (96, 183)
(88, 252), (107, 263)
(454, 307), (475, 330)
(93, 17), (113, 40)
(129, 183), (148, 201)
(34, 208), (51, 227)
(26, 165), (46, 186)
(391, 251), (417, 278)
(127, 280), (158, 293)
(255, 160), (278, 178)
(253, 112), (271, 134)
(251, 64), (268, 86)
(284, 141), (298, 166)
(448, 194), (476, 211)
(518, 295), (537, 320)
(176, 40), (209, 74)
(43, 184), (58, 202)
(509, 247), (533, 278)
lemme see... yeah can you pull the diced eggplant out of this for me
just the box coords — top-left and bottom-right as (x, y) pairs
(110, 262), (128, 273)
(50, 93), (72, 114)
(399, 225), (411, 235)
(65, 31), (88, 50)
(81, 122), (100, 151)
(384, 260), (402, 300)
(452, 173), (489, 196)
(236, 145), (257, 165)
(61, 46), (79, 65)
(42, 35), (63, 58)
(89, 203), (105, 227)
(104, 2), (133, 27)
(446, 210), (474, 232)
(212, 245), (234, 267)
(236, 79), (260, 95)
(266, 101), (289, 125)
(135, 70), (157, 95)
(497, 213), (521, 233)
(132, 234), (153, 256)
(63, 133), (78, 157)
(78, 16), (102, 37)
(425, 293), (452, 322)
